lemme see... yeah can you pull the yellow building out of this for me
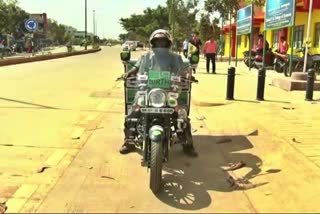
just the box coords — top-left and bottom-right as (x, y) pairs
(223, 0), (320, 58)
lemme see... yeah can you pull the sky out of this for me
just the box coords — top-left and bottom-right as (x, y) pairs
(18, 0), (206, 40)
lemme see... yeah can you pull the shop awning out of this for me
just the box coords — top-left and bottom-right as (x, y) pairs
(222, 24), (236, 34)
(253, 12), (264, 26)
(296, 0), (320, 11)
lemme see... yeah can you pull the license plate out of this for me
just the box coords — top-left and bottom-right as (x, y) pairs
(141, 108), (174, 114)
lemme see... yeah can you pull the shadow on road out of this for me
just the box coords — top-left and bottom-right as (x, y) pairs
(0, 97), (61, 109)
(0, 97), (119, 113)
(153, 135), (281, 210)
(262, 99), (291, 104)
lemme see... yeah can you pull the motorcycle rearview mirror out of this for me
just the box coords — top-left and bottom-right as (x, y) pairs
(120, 51), (131, 61)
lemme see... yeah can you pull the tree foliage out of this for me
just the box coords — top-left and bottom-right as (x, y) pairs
(205, 0), (266, 21)
(120, 5), (169, 44)
(0, 0), (29, 35)
(198, 14), (220, 42)
(120, 0), (216, 50)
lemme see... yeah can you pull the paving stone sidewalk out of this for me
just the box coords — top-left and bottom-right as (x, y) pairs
(192, 59), (320, 168)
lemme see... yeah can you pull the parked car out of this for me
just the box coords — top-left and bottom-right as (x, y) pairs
(107, 42), (112, 47)
(122, 41), (136, 51)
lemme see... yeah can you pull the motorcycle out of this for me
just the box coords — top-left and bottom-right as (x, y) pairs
(119, 50), (198, 193)
(273, 50), (302, 77)
(243, 49), (256, 68)
(254, 48), (275, 69)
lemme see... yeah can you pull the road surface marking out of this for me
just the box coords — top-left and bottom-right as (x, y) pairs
(44, 149), (67, 166)
(5, 198), (27, 213)
(12, 184), (38, 199)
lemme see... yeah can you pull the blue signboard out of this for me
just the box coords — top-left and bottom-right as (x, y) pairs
(265, 0), (296, 30)
(25, 19), (38, 32)
(236, 5), (253, 35)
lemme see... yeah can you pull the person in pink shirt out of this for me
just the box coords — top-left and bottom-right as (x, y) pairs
(203, 35), (218, 74)
(279, 36), (289, 54)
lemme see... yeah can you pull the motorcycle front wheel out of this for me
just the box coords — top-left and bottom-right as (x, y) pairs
(150, 141), (163, 194)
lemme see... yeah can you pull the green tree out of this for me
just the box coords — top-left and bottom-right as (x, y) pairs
(205, 0), (266, 25)
(167, 0), (199, 50)
(120, 5), (169, 44)
(119, 1), (200, 49)
(0, 0), (29, 35)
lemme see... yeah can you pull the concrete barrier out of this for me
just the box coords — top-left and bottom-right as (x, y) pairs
(0, 48), (101, 67)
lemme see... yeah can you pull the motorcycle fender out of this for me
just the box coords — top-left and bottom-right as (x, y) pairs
(149, 125), (164, 142)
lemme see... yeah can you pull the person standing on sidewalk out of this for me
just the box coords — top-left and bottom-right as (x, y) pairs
(203, 35), (218, 74)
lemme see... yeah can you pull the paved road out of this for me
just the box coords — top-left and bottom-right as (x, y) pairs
(0, 46), (139, 212)
(1, 47), (320, 213)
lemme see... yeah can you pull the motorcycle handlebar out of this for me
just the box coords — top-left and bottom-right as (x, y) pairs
(115, 75), (199, 84)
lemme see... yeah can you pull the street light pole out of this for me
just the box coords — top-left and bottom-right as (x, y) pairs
(168, 0), (175, 50)
(303, 0), (313, 73)
(93, 10), (96, 36)
(85, 0), (87, 50)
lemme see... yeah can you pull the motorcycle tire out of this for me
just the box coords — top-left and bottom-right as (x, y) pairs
(314, 62), (320, 75)
(244, 59), (249, 67)
(150, 141), (163, 194)
(274, 63), (283, 73)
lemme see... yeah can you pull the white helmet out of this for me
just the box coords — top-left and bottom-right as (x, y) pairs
(149, 29), (172, 48)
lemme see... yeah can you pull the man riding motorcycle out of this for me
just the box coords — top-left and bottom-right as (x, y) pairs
(119, 29), (198, 157)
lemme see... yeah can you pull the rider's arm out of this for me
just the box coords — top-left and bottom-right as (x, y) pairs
(126, 67), (139, 76)
(123, 55), (144, 78)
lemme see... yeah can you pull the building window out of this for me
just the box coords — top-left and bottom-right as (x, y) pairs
(315, 23), (320, 47)
(293, 25), (304, 48)
(272, 30), (280, 48)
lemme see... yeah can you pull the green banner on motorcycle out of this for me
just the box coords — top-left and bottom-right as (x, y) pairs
(148, 70), (171, 89)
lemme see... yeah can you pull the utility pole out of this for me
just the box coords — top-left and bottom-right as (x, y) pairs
(96, 19), (98, 37)
(170, 0), (175, 51)
(93, 10), (96, 36)
(85, 0), (87, 50)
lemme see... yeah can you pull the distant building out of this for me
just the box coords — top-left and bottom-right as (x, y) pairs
(65, 26), (77, 34)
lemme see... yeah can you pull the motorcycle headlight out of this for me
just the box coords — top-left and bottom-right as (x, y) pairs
(149, 89), (167, 108)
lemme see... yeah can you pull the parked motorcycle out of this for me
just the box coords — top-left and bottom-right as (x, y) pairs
(243, 50), (256, 68)
(310, 52), (320, 75)
(254, 48), (275, 69)
(273, 47), (320, 77)
(119, 51), (198, 193)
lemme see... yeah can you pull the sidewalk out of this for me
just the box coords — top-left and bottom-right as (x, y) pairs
(192, 59), (320, 168)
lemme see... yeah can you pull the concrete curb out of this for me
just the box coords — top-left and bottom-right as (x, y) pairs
(0, 48), (101, 67)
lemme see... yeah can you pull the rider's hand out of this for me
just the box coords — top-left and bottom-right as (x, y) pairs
(121, 71), (133, 80)
(190, 76), (199, 83)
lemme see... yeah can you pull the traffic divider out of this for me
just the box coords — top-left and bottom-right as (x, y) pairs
(0, 48), (101, 67)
